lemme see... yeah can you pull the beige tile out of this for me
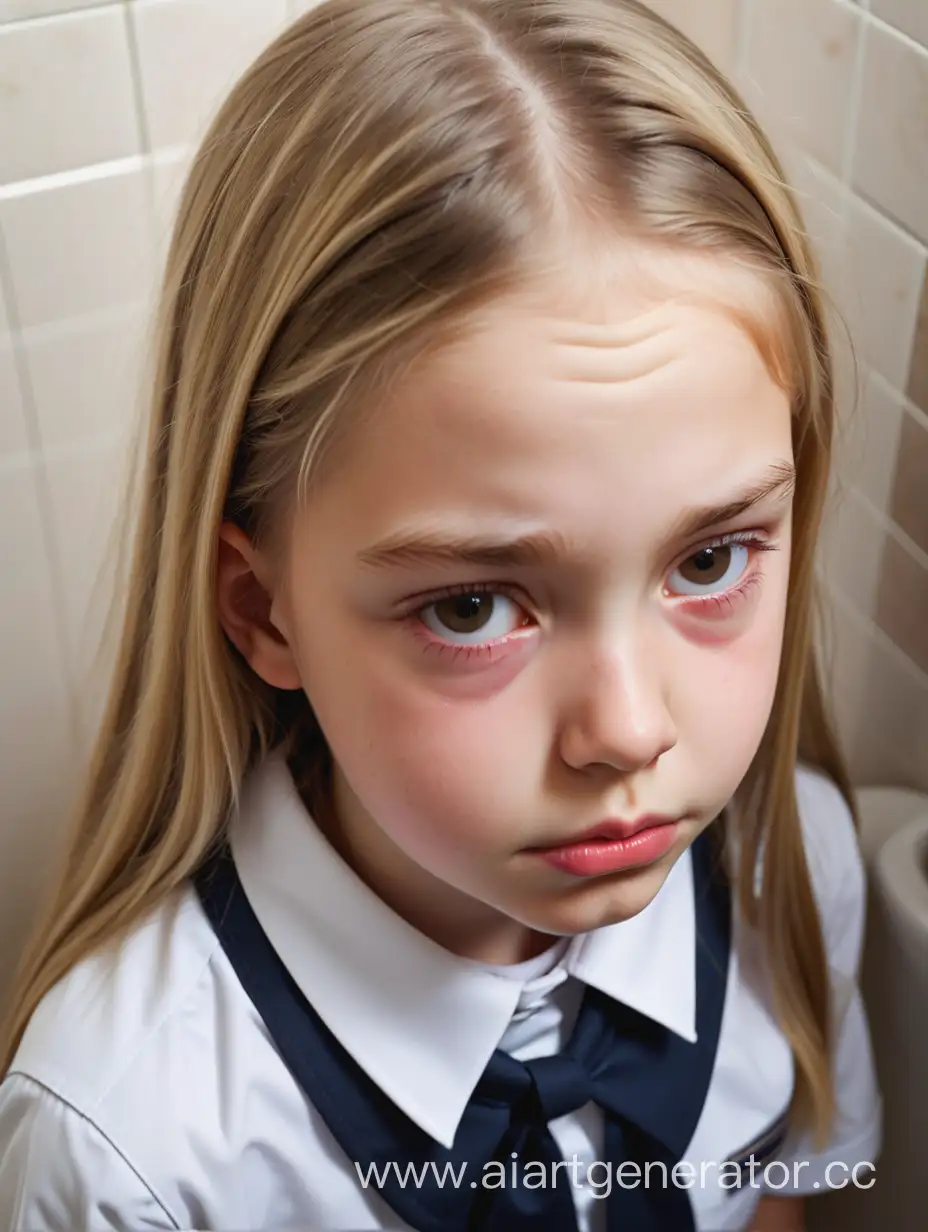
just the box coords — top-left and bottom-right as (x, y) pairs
(819, 487), (889, 621)
(872, 0), (928, 50)
(908, 268), (928, 413)
(151, 146), (194, 269)
(814, 591), (871, 764)
(0, 340), (28, 458)
(25, 308), (149, 450)
(132, 0), (289, 151)
(783, 148), (848, 291)
(0, 6), (139, 186)
(836, 370), (905, 514)
(642, 0), (740, 72)
(0, 165), (153, 329)
(740, 0), (862, 175)
(852, 628), (928, 790)
(44, 438), (135, 723)
(0, 1), (105, 21)
(0, 459), (75, 822)
(840, 196), (927, 389)
(875, 534), (928, 674)
(0, 464), (77, 1003)
(889, 408), (928, 555)
(0, 289), (30, 457)
(852, 21), (928, 244)
(782, 151), (863, 415)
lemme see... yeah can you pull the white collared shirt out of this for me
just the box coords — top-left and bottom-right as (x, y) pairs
(0, 758), (881, 1231)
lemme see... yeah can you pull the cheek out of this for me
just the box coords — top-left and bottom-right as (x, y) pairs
(679, 579), (788, 786)
(302, 635), (540, 858)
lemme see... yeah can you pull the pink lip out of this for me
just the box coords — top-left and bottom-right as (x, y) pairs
(569, 815), (679, 843)
(531, 816), (681, 878)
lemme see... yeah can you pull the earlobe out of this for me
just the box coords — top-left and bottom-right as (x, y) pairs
(216, 523), (303, 691)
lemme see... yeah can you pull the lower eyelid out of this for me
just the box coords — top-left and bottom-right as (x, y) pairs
(671, 569), (764, 614)
(408, 621), (537, 665)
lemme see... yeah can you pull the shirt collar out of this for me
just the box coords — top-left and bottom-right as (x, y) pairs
(228, 752), (696, 1149)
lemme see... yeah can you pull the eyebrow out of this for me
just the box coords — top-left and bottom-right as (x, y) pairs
(356, 459), (796, 572)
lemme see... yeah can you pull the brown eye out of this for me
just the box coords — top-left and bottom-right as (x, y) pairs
(420, 593), (525, 643)
(668, 542), (750, 597)
(433, 594), (494, 634)
(677, 546), (732, 587)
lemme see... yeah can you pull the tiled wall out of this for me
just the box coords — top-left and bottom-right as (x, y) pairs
(0, 0), (926, 983)
(649, 1), (928, 792)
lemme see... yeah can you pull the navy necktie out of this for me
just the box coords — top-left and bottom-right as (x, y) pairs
(195, 829), (730, 1232)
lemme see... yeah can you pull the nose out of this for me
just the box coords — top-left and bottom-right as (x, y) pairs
(557, 642), (677, 775)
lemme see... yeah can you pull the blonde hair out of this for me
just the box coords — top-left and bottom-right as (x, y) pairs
(2, 0), (853, 1145)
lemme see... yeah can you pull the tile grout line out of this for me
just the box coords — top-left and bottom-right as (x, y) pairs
(822, 576), (928, 693)
(848, 482), (928, 574)
(0, 1), (120, 33)
(121, 0), (162, 262)
(122, 0), (151, 157)
(0, 223), (82, 746)
(795, 148), (928, 254)
(868, 366), (928, 434)
(0, 153), (146, 202)
(860, 7), (928, 59)
(841, 5), (869, 185)
(733, 0), (754, 77)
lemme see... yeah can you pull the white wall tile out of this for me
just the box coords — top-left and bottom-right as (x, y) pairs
(871, 0), (928, 50)
(0, 341), (29, 458)
(853, 622), (928, 788)
(0, 165), (153, 330)
(0, 6), (140, 186)
(836, 368), (906, 514)
(841, 195), (927, 389)
(853, 20), (928, 244)
(815, 591), (872, 769)
(24, 307), (150, 450)
(643, 0), (740, 73)
(151, 145), (193, 268)
(44, 438), (133, 713)
(819, 487), (888, 621)
(784, 150), (848, 297)
(740, 0), (862, 175)
(0, 457), (76, 1001)
(132, 0), (289, 151)
(0, 288), (30, 457)
(0, 1), (107, 22)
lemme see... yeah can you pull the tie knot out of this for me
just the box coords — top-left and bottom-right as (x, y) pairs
(524, 1053), (594, 1121)
(478, 1051), (594, 1123)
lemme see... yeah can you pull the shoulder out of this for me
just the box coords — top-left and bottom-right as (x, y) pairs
(0, 885), (240, 1224)
(0, 1073), (176, 1229)
(6, 885), (221, 1112)
(793, 763), (866, 977)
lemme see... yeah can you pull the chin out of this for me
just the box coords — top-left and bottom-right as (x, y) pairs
(516, 858), (675, 937)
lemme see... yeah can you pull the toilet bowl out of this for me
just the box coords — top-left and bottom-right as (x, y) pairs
(809, 786), (928, 1232)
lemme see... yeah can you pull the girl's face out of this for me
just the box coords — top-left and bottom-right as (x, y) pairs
(229, 246), (795, 962)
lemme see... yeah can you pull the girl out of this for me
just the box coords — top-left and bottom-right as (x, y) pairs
(0, 1), (880, 1229)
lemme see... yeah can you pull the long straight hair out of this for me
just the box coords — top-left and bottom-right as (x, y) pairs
(2, 0), (853, 1144)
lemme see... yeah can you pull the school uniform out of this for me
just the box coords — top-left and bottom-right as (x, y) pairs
(0, 752), (880, 1231)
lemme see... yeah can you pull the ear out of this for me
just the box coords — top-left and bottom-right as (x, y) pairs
(217, 522), (303, 691)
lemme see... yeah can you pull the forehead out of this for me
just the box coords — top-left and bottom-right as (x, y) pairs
(310, 251), (793, 548)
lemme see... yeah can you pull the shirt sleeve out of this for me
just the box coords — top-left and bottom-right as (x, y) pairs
(0, 1073), (178, 1232)
(761, 768), (882, 1196)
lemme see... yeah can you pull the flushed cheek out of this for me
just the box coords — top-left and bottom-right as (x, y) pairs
(331, 669), (543, 861)
(681, 621), (784, 787)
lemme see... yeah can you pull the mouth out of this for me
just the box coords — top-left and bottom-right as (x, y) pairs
(527, 815), (683, 878)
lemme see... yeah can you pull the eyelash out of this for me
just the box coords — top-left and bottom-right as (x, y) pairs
(403, 531), (779, 660)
